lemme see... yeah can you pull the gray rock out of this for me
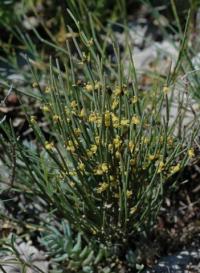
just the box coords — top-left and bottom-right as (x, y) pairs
(0, 241), (49, 273)
(145, 249), (200, 273)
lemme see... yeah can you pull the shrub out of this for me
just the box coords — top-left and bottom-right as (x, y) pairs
(0, 11), (197, 273)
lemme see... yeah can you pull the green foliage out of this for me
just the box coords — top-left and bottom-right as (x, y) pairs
(0, 17), (194, 246)
(40, 221), (108, 272)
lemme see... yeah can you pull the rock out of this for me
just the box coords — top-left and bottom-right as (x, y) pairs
(145, 248), (200, 273)
(161, 85), (200, 136)
(0, 241), (49, 273)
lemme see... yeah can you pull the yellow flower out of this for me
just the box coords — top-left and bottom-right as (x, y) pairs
(70, 100), (77, 110)
(90, 144), (97, 154)
(32, 82), (38, 88)
(86, 149), (93, 157)
(74, 128), (81, 136)
(108, 144), (113, 151)
(130, 206), (137, 215)
(167, 136), (173, 145)
(45, 141), (54, 150)
(113, 86), (122, 96)
(53, 115), (60, 122)
(96, 182), (109, 194)
(85, 83), (93, 92)
(78, 162), (85, 171)
(88, 112), (101, 124)
(104, 111), (111, 127)
(111, 113), (120, 128)
(115, 151), (121, 159)
(94, 163), (109, 175)
(95, 136), (100, 145)
(45, 86), (51, 93)
(42, 105), (50, 112)
(87, 38), (94, 47)
(126, 190), (132, 198)
(131, 96), (138, 104)
(69, 170), (77, 176)
(80, 108), (86, 118)
(120, 118), (129, 127)
(69, 181), (75, 188)
(101, 163), (109, 173)
(89, 112), (97, 122)
(157, 161), (165, 173)
(94, 81), (101, 90)
(111, 99), (119, 110)
(110, 175), (114, 181)
(170, 163), (181, 174)
(82, 52), (90, 63)
(148, 154), (156, 161)
(109, 175), (116, 186)
(90, 227), (97, 235)
(142, 137), (149, 144)
(30, 116), (36, 123)
(66, 140), (76, 153)
(163, 86), (170, 94)
(188, 148), (195, 158)
(128, 141), (135, 152)
(113, 136), (122, 149)
(130, 159), (136, 166)
(131, 115), (140, 125)
(94, 168), (103, 175)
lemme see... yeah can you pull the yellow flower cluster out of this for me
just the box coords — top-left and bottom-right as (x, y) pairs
(94, 163), (109, 175)
(30, 116), (36, 124)
(53, 115), (61, 122)
(80, 108), (86, 118)
(78, 162), (85, 171)
(188, 148), (195, 158)
(84, 81), (101, 92)
(163, 86), (170, 94)
(45, 86), (51, 93)
(105, 111), (111, 127)
(42, 105), (50, 112)
(113, 135), (122, 149)
(148, 154), (156, 161)
(111, 113), (120, 128)
(131, 96), (138, 104)
(111, 99), (119, 110)
(113, 86), (122, 96)
(74, 128), (81, 137)
(170, 163), (181, 174)
(70, 100), (78, 110)
(45, 141), (54, 150)
(130, 206), (137, 215)
(88, 112), (101, 125)
(32, 82), (38, 88)
(126, 190), (132, 199)
(157, 161), (165, 173)
(81, 108), (141, 129)
(66, 140), (77, 153)
(96, 182), (109, 193)
(128, 141), (135, 152)
(120, 118), (129, 127)
(131, 115), (140, 125)
(86, 144), (98, 157)
(90, 144), (98, 154)
(85, 83), (93, 92)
